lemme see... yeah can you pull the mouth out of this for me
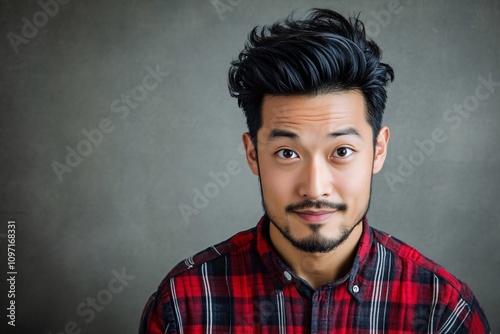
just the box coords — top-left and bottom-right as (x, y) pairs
(293, 210), (337, 223)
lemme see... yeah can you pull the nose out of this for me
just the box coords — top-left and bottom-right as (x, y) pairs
(298, 156), (333, 199)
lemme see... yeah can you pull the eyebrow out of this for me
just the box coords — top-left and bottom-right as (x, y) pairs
(267, 126), (361, 142)
(267, 129), (299, 141)
(328, 127), (361, 139)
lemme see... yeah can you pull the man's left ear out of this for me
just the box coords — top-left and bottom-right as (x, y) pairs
(373, 126), (390, 174)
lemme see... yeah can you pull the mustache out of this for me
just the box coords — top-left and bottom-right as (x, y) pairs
(285, 199), (347, 213)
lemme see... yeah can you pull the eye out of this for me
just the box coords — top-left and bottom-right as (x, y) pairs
(276, 149), (298, 159)
(333, 147), (354, 158)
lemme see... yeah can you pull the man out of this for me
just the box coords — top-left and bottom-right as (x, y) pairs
(140, 9), (490, 333)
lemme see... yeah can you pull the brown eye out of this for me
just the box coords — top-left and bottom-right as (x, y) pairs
(277, 149), (298, 159)
(333, 147), (354, 158)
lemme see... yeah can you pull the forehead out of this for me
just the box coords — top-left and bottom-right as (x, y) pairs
(260, 90), (368, 130)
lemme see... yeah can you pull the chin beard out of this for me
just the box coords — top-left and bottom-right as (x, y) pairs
(260, 190), (371, 254)
(268, 213), (362, 253)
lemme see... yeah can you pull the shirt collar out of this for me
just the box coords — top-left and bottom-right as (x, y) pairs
(255, 215), (373, 300)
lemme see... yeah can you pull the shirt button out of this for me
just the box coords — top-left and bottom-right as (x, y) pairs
(352, 285), (359, 293)
(284, 271), (292, 281)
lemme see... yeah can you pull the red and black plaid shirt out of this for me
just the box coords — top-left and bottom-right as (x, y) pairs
(139, 216), (490, 333)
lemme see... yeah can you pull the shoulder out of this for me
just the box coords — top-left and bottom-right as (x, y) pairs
(368, 227), (492, 331)
(157, 225), (258, 290)
(362, 227), (491, 333)
(370, 226), (474, 303)
(140, 226), (258, 333)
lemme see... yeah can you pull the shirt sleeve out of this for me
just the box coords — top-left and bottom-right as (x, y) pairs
(138, 291), (175, 334)
(465, 296), (491, 333)
(436, 295), (491, 334)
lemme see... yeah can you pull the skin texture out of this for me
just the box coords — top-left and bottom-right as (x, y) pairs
(242, 90), (390, 289)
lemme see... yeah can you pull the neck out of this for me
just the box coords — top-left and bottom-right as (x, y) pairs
(269, 220), (363, 290)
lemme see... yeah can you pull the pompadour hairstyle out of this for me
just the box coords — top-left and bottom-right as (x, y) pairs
(228, 8), (394, 146)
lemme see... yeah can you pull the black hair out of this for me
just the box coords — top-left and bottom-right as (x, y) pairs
(228, 8), (394, 146)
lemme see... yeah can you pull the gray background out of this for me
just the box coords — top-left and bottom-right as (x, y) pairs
(1, 0), (499, 332)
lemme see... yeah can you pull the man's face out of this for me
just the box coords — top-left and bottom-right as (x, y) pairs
(243, 90), (389, 253)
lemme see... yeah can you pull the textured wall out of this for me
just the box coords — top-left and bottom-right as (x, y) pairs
(1, 0), (499, 332)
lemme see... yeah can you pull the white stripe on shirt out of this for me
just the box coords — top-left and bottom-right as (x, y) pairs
(202, 263), (213, 334)
(427, 274), (440, 333)
(170, 278), (184, 334)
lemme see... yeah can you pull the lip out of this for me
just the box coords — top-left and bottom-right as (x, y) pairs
(293, 210), (336, 223)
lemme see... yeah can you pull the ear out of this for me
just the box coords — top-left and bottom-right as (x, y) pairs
(242, 132), (259, 176)
(372, 126), (390, 174)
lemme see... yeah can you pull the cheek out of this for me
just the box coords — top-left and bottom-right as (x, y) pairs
(335, 160), (372, 199)
(260, 161), (289, 194)
(259, 160), (293, 200)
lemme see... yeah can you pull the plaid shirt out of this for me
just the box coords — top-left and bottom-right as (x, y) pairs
(139, 216), (490, 333)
